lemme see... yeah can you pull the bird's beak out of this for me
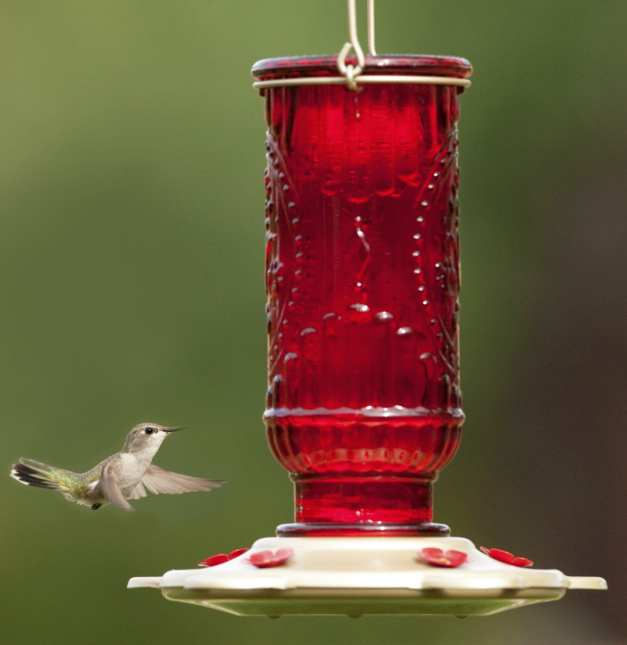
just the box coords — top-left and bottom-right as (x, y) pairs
(164, 426), (185, 433)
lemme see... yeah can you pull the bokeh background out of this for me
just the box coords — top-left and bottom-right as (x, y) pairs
(1, 1), (625, 644)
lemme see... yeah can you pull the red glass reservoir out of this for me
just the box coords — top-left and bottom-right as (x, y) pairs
(253, 55), (472, 536)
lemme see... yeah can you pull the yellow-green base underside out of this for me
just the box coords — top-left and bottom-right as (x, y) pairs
(161, 586), (566, 618)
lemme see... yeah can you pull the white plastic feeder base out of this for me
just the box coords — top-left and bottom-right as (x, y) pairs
(128, 536), (606, 617)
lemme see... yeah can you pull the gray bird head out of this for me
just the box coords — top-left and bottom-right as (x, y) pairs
(122, 422), (183, 457)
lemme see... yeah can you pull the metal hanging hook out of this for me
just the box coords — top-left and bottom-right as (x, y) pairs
(252, 0), (472, 91)
(337, 0), (377, 90)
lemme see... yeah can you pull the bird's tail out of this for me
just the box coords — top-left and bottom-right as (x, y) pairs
(10, 458), (73, 491)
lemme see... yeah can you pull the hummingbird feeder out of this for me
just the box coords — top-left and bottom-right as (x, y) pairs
(129, 0), (607, 616)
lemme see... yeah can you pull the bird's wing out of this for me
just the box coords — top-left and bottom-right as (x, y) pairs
(128, 481), (148, 500)
(141, 465), (224, 496)
(101, 460), (134, 511)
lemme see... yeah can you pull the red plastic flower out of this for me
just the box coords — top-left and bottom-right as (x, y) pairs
(249, 548), (294, 569)
(419, 547), (467, 568)
(199, 553), (229, 568)
(228, 547), (249, 560)
(199, 547), (250, 568)
(480, 546), (534, 568)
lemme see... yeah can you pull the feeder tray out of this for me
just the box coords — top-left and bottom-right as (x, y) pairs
(128, 537), (605, 617)
(129, 0), (607, 616)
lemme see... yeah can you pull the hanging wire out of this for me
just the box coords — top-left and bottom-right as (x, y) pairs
(336, 1), (381, 88)
(336, 0), (367, 90)
(367, 0), (377, 56)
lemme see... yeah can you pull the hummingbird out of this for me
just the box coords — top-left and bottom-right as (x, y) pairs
(9, 422), (224, 511)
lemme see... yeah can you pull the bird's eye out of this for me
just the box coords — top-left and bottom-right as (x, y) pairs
(145, 427), (155, 435)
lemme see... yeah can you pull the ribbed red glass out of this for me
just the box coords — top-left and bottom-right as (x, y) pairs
(253, 55), (472, 536)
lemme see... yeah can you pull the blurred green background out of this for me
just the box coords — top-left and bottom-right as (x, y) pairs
(1, 1), (625, 644)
